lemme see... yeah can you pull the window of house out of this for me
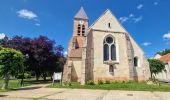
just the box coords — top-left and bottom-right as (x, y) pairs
(109, 65), (114, 73)
(104, 44), (109, 61)
(134, 57), (138, 67)
(82, 30), (85, 36)
(82, 25), (85, 29)
(82, 25), (85, 36)
(78, 24), (81, 35)
(111, 45), (116, 60)
(108, 23), (111, 28)
(103, 36), (116, 61)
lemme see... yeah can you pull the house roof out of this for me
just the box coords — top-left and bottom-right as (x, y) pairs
(160, 53), (170, 63)
(88, 9), (127, 33)
(85, 9), (145, 54)
(74, 7), (88, 20)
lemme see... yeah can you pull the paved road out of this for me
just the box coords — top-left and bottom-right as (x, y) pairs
(0, 84), (170, 100)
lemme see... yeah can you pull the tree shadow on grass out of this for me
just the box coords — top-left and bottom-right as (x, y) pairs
(0, 94), (7, 97)
(11, 86), (42, 91)
(23, 80), (52, 85)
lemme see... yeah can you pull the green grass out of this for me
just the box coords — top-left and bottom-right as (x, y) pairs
(0, 79), (25, 92)
(0, 78), (51, 92)
(47, 81), (170, 92)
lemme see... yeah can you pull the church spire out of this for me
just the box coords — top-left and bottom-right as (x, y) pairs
(74, 7), (88, 20)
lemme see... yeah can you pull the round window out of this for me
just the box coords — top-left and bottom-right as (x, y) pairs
(106, 37), (113, 44)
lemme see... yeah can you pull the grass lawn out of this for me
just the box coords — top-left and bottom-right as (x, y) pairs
(0, 78), (51, 92)
(47, 81), (170, 92)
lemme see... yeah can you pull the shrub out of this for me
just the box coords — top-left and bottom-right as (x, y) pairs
(105, 80), (111, 84)
(16, 74), (24, 79)
(16, 73), (31, 79)
(127, 80), (137, 84)
(112, 81), (118, 84)
(63, 81), (68, 86)
(98, 80), (104, 85)
(147, 77), (160, 86)
(24, 73), (31, 79)
(69, 82), (72, 86)
(86, 80), (95, 85)
(62, 81), (72, 86)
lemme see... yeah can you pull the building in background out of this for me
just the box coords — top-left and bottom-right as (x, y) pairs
(62, 7), (150, 84)
(154, 53), (170, 81)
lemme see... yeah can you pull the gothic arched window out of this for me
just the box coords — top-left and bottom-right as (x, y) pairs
(111, 45), (116, 60)
(103, 35), (116, 61)
(104, 44), (109, 61)
(82, 25), (85, 36)
(109, 65), (114, 73)
(134, 57), (138, 67)
(78, 24), (81, 36)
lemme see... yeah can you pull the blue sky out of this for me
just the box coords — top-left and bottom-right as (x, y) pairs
(0, 0), (170, 57)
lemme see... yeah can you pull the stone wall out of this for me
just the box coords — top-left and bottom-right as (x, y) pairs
(129, 35), (150, 80)
(156, 62), (170, 81)
(70, 59), (82, 82)
(91, 30), (130, 81)
(86, 30), (94, 81)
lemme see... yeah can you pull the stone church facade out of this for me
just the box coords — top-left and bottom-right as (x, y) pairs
(62, 7), (150, 85)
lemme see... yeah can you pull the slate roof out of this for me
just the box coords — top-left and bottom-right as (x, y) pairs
(160, 53), (170, 63)
(74, 7), (88, 20)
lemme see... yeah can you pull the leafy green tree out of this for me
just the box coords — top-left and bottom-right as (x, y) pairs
(0, 47), (24, 89)
(148, 59), (165, 78)
(157, 48), (170, 56)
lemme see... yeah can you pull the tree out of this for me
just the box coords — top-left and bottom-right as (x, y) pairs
(4, 35), (64, 81)
(148, 59), (165, 78)
(0, 36), (8, 45)
(0, 47), (24, 89)
(157, 48), (170, 56)
(30, 36), (55, 81)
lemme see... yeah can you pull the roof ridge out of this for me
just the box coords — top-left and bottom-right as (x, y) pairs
(160, 53), (170, 62)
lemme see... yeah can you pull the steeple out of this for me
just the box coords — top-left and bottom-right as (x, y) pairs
(73, 7), (89, 37)
(74, 7), (88, 20)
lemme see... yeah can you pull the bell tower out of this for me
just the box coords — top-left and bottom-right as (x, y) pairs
(73, 7), (88, 36)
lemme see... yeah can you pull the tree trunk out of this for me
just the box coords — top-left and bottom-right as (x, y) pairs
(151, 72), (153, 79)
(36, 74), (40, 81)
(50, 76), (53, 80)
(2, 73), (10, 90)
(35, 69), (40, 81)
(20, 72), (24, 86)
(42, 72), (47, 81)
(43, 75), (46, 81)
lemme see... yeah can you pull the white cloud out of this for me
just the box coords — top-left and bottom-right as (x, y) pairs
(154, 2), (158, 5)
(129, 14), (134, 18)
(133, 16), (143, 23)
(163, 31), (170, 40)
(119, 17), (129, 23)
(166, 42), (170, 45)
(0, 33), (6, 39)
(137, 4), (143, 10)
(142, 42), (152, 46)
(17, 9), (38, 20)
(64, 51), (68, 56)
(119, 14), (143, 24)
(35, 23), (40, 26)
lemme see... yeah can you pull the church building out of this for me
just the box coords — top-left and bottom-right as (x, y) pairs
(62, 7), (151, 85)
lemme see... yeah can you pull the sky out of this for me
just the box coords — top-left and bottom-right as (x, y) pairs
(0, 0), (170, 58)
